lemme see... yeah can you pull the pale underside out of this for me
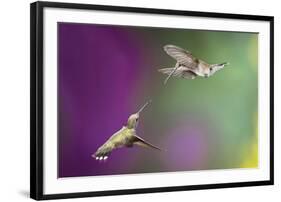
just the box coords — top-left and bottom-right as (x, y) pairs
(93, 127), (161, 161)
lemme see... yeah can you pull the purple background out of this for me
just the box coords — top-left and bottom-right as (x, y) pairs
(58, 23), (160, 177)
(58, 23), (258, 178)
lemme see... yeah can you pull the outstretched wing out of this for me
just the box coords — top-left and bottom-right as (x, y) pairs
(133, 135), (161, 151)
(180, 70), (197, 79)
(164, 45), (199, 69)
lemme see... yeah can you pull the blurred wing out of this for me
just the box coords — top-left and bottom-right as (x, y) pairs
(181, 70), (197, 79)
(133, 135), (161, 151)
(164, 45), (199, 69)
(165, 68), (197, 79)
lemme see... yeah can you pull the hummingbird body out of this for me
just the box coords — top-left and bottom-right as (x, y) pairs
(158, 45), (229, 84)
(92, 101), (161, 161)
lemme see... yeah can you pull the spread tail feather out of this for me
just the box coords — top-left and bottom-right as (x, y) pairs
(158, 67), (175, 74)
(158, 67), (178, 85)
(158, 63), (180, 85)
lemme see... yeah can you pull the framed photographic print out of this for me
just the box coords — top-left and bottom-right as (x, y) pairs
(30, 1), (274, 200)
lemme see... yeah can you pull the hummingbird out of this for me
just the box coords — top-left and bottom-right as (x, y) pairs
(92, 100), (161, 161)
(158, 44), (229, 84)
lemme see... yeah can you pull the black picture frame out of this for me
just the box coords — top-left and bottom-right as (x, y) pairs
(30, 1), (274, 200)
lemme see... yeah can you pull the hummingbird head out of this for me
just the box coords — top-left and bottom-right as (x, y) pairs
(209, 62), (229, 76)
(127, 100), (152, 129)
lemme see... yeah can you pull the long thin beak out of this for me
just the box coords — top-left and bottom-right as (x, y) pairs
(137, 100), (152, 114)
(222, 62), (230, 66)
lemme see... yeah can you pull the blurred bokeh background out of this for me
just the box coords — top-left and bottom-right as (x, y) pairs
(58, 22), (258, 178)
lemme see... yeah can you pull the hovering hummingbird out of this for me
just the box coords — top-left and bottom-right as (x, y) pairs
(158, 45), (229, 84)
(92, 100), (161, 161)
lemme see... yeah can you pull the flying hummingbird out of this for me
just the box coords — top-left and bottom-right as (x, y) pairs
(158, 44), (229, 84)
(92, 100), (161, 161)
